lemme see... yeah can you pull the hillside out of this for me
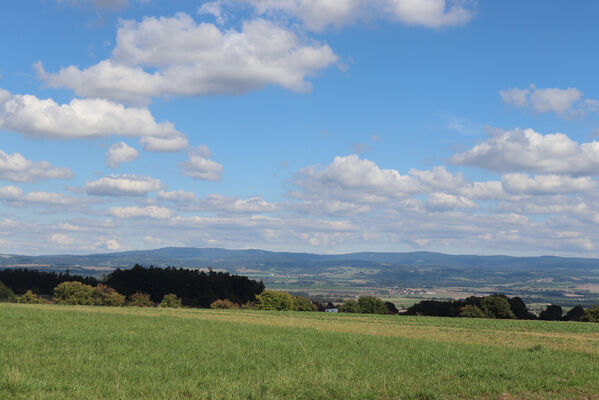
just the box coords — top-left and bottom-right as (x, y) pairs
(2, 303), (599, 399)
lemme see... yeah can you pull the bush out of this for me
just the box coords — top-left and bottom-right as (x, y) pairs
(256, 290), (294, 310)
(160, 293), (183, 308)
(17, 290), (45, 304)
(93, 284), (125, 306)
(583, 305), (599, 323)
(292, 296), (317, 311)
(539, 305), (563, 321)
(129, 292), (153, 307)
(459, 305), (486, 318)
(0, 281), (16, 303)
(481, 295), (515, 319)
(54, 281), (95, 305)
(210, 299), (240, 309)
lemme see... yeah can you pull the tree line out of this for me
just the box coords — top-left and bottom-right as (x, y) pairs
(404, 294), (599, 322)
(0, 265), (264, 308)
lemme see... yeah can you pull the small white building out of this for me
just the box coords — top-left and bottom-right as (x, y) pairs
(325, 308), (338, 313)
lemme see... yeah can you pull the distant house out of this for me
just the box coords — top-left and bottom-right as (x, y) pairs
(325, 308), (338, 313)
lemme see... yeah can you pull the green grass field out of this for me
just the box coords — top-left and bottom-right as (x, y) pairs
(2, 304), (599, 399)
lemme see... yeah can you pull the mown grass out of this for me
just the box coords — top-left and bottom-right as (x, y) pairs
(1, 304), (599, 399)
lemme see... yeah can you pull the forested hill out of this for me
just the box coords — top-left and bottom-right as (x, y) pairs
(1, 247), (599, 271)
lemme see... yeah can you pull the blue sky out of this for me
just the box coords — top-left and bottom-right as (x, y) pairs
(2, 0), (599, 256)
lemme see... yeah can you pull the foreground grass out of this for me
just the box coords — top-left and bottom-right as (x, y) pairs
(1, 304), (599, 399)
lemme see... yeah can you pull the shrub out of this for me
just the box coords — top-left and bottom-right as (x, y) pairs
(129, 292), (153, 307)
(292, 296), (317, 311)
(210, 299), (240, 309)
(256, 290), (294, 311)
(160, 293), (183, 308)
(459, 305), (486, 318)
(582, 305), (599, 323)
(17, 290), (45, 304)
(481, 295), (515, 319)
(93, 284), (125, 306)
(539, 305), (563, 321)
(54, 281), (95, 305)
(0, 280), (16, 303)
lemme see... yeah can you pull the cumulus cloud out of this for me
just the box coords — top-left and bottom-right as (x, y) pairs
(157, 190), (198, 202)
(450, 128), (599, 176)
(37, 14), (338, 104)
(501, 173), (596, 195)
(85, 174), (164, 196)
(0, 149), (73, 182)
(426, 192), (477, 210)
(180, 146), (223, 182)
(108, 205), (174, 219)
(198, 194), (279, 213)
(106, 142), (139, 168)
(500, 85), (595, 116)
(0, 186), (23, 200)
(292, 154), (419, 203)
(50, 233), (75, 247)
(0, 88), (187, 151)
(0, 186), (87, 208)
(216, 0), (474, 31)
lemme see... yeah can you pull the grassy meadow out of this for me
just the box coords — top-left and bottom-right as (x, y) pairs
(1, 304), (599, 399)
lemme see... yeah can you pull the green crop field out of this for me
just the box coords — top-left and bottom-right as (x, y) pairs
(1, 304), (599, 399)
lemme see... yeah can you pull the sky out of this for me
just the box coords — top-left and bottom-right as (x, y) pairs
(1, 0), (599, 256)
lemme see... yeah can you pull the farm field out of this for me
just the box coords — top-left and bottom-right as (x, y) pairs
(1, 304), (599, 399)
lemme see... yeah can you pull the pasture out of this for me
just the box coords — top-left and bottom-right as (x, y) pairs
(1, 304), (599, 399)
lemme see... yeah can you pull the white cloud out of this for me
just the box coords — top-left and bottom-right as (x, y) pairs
(500, 85), (591, 116)
(106, 142), (139, 168)
(37, 14), (338, 104)
(108, 205), (174, 219)
(220, 0), (473, 31)
(86, 174), (164, 196)
(50, 233), (75, 247)
(501, 173), (596, 195)
(0, 88), (187, 151)
(199, 194), (279, 213)
(409, 166), (468, 192)
(426, 192), (477, 210)
(0, 186), (23, 200)
(292, 154), (419, 203)
(198, 1), (226, 25)
(0, 149), (73, 182)
(180, 147), (223, 182)
(450, 128), (599, 176)
(157, 190), (198, 202)
(139, 135), (188, 152)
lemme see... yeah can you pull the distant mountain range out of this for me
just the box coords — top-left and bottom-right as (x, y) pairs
(3, 247), (599, 306)
(1, 246), (599, 271)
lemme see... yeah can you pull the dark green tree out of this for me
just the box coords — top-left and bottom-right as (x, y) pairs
(0, 281), (16, 303)
(339, 299), (361, 313)
(357, 296), (388, 314)
(563, 305), (586, 321)
(539, 305), (562, 321)
(582, 305), (599, 322)
(481, 295), (515, 319)
(459, 304), (486, 318)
